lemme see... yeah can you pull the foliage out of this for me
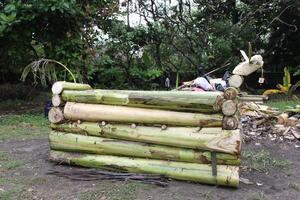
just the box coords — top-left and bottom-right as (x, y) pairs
(21, 58), (77, 87)
(0, 0), (299, 89)
(0, 83), (38, 100)
(91, 0), (300, 89)
(0, 0), (116, 84)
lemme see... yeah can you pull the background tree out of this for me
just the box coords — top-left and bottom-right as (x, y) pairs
(0, 0), (118, 84)
(0, 0), (299, 89)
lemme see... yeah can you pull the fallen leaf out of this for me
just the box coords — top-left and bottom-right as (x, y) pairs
(240, 177), (254, 185)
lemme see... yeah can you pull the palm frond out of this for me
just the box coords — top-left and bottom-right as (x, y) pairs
(21, 58), (76, 87)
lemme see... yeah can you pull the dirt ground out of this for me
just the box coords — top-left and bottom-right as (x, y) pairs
(0, 131), (299, 200)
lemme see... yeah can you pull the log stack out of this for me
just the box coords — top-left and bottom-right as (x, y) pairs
(238, 94), (268, 104)
(48, 81), (241, 187)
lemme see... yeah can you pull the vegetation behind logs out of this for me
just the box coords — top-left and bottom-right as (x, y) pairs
(1, 1), (299, 89)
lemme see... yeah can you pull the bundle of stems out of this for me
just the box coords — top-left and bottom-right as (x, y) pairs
(49, 131), (240, 165)
(50, 150), (240, 187)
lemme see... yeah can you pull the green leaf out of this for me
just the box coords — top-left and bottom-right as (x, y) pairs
(4, 4), (16, 13)
(0, 13), (16, 23)
(62, 2), (70, 9)
(293, 68), (300, 76)
(6, 13), (16, 23)
(142, 52), (152, 68)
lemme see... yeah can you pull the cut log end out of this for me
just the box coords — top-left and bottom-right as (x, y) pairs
(52, 95), (64, 107)
(277, 113), (289, 125)
(228, 75), (244, 88)
(52, 81), (92, 95)
(222, 100), (238, 116)
(48, 107), (64, 124)
(213, 95), (224, 111)
(222, 116), (239, 130)
(52, 82), (64, 95)
(49, 150), (71, 164)
(224, 87), (239, 100)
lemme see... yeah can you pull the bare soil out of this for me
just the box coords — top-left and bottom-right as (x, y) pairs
(0, 136), (299, 200)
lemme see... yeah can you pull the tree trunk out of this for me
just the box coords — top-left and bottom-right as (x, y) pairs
(232, 55), (263, 76)
(50, 122), (241, 155)
(49, 151), (240, 187)
(52, 81), (92, 95)
(48, 107), (64, 124)
(63, 102), (223, 127)
(49, 131), (240, 165)
(61, 90), (224, 113)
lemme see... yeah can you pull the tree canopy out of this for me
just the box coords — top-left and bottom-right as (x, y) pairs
(0, 0), (299, 89)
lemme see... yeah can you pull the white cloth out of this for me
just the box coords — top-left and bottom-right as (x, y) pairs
(193, 77), (213, 91)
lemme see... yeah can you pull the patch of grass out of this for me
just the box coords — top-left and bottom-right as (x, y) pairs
(289, 182), (300, 192)
(242, 150), (290, 172)
(0, 151), (22, 170)
(0, 183), (32, 200)
(248, 192), (269, 200)
(81, 181), (153, 200)
(198, 191), (212, 200)
(0, 185), (24, 200)
(0, 176), (10, 185)
(0, 176), (30, 200)
(0, 114), (49, 141)
(265, 100), (299, 112)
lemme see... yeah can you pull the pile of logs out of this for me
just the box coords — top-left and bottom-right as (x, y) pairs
(241, 103), (300, 145)
(238, 94), (268, 104)
(48, 81), (241, 187)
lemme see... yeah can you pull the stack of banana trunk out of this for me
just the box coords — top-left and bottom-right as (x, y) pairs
(48, 81), (241, 187)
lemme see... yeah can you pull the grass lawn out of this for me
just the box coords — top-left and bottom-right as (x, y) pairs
(0, 114), (49, 141)
(265, 99), (299, 111)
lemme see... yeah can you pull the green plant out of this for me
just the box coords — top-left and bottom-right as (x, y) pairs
(265, 100), (299, 112)
(21, 59), (77, 87)
(0, 0), (298, 89)
(80, 181), (151, 200)
(0, 151), (22, 170)
(249, 192), (269, 200)
(242, 150), (290, 172)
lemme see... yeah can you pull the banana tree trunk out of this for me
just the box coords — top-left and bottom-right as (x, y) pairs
(49, 150), (240, 187)
(221, 100), (238, 116)
(52, 95), (64, 107)
(51, 122), (241, 155)
(61, 90), (224, 113)
(52, 81), (92, 95)
(228, 75), (244, 88)
(63, 102), (223, 127)
(48, 107), (64, 124)
(49, 131), (240, 165)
